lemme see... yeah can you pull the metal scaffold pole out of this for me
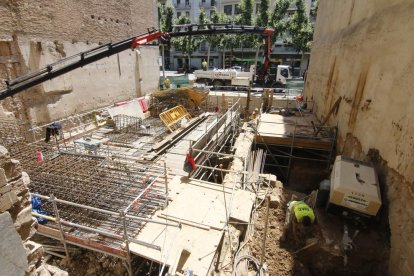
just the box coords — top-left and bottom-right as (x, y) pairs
(121, 211), (133, 276)
(50, 194), (70, 259)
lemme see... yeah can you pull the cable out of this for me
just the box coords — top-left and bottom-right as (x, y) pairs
(232, 255), (265, 276)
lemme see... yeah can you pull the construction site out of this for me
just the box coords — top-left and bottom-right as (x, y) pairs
(0, 0), (413, 276)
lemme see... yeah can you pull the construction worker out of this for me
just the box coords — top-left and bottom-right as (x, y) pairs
(202, 59), (208, 71)
(163, 78), (171, 89)
(282, 200), (318, 245)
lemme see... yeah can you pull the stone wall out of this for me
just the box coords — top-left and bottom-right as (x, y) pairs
(305, 1), (414, 275)
(0, 0), (159, 124)
(0, 144), (67, 275)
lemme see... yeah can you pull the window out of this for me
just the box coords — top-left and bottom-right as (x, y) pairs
(281, 69), (289, 78)
(185, 0), (190, 5)
(202, 0), (206, 3)
(186, 11), (190, 17)
(177, 12), (181, 18)
(235, 4), (241, 15)
(224, 5), (233, 15)
(211, 0), (215, 7)
(200, 42), (207, 51)
(256, 3), (260, 14)
(177, 0), (181, 5)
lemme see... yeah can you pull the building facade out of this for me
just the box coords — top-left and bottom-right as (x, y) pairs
(165, 0), (315, 74)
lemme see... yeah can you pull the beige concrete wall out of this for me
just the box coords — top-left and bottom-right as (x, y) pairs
(305, 1), (414, 275)
(0, 0), (159, 124)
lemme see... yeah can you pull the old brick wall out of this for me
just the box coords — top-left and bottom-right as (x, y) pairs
(0, 0), (157, 42)
(305, 0), (414, 275)
(0, 0), (159, 124)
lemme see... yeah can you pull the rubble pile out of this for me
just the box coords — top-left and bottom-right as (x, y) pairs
(55, 251), (127, 276)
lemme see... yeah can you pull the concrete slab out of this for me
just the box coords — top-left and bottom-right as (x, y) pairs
(129, 176), (255, 275)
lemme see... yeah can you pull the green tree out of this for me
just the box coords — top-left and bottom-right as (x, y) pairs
(256, 0), (270, 27)
(160, 2), (174, 33)
(157, 3), (164, 28)
(271, 0), (291, 36)
(209, 9), (227, 68)
(171, 15), (201, 69)
(310, 0), (319, 18)
(239, 0), (253, 25)
(237, 0), (255, 54)
(285, 0), (314, 53)
(197, 9), (211, 66)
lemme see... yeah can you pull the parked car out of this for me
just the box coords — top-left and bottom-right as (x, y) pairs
(208, 66), (218, 71)
(231, 66), (243, 72)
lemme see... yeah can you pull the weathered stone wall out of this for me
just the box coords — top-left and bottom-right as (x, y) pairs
(0, 0), (157, 43)
(305, 1), (414, 275)
(0, 144), (67, 275)
(0, 0), (159, 124)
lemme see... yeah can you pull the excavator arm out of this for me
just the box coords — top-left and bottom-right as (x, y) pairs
(0, 25), (274, 101)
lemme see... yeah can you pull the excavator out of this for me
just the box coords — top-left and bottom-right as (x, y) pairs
(0, 24), (274, 101)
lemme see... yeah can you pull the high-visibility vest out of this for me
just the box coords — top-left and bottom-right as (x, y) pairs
(292, 201), (315, 223)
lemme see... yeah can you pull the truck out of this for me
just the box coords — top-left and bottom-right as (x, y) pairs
(194, 64), (292, 88)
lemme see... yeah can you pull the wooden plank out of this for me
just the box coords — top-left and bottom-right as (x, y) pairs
(256, 113), (333, 150)
(256, 134), (332, 150)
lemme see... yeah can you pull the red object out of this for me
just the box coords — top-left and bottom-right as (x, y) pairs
(214, 106), (219, 113)
(131, 31), (166, 48)
(36, 150), (44, 163)
(296, 95), (304, 102)
(137, 98), (149, 113)
(257, 28), (274, 82)
(186, 153), (196, 171)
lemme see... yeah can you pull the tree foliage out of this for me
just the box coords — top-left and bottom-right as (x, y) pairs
(256, 0), (270, 27)
(271, 0), (291, 36)
(239, 0), (253, 25)
(285, 0), (314, 52)
(171, 15), (201, 62)
(310, 0), (319, 18)
(159, 2), (174, 33)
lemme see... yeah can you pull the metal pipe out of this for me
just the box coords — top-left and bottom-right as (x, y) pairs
(260, 196), (270, 267)
(121, 211), (133, 276)
(163, 161), (169, 209)
(50, 194), (70, 259)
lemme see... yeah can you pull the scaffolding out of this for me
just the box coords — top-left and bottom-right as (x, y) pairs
(253, 112), (337, 186)
(0, 100), (247, 275)
(190, 100), (241, 183)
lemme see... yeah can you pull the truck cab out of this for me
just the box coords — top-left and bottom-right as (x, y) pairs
(270, 65), (292, 87)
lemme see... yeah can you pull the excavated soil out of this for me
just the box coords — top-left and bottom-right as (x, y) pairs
(248, 188), (390, 276)
(248, 192), (309, 275)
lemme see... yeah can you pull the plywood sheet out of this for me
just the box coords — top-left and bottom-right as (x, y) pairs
(129, 177), (255, 275)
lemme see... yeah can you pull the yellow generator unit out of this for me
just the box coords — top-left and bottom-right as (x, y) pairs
(328, 156), (382, 217)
